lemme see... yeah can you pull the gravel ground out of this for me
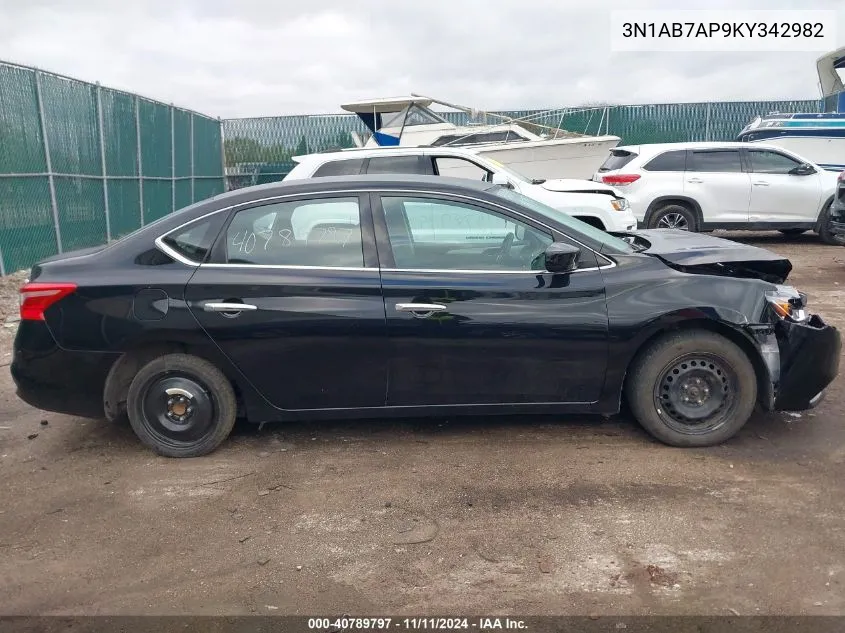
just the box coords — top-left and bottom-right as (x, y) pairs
(1, 232), (844, 616)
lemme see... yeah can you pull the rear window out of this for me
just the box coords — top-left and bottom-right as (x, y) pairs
(161, 218), (217, 263)
(643, 150), (687, 172)
(312, 159), (365, 177)
(598, 150), (637, 172)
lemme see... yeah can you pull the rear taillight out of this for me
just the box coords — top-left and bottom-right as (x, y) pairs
(601, 174), (641, 186)
(19, 283), (77, 321)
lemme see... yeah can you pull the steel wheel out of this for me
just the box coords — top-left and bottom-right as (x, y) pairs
(656, 212), (690, 230)
(140, 374), (216, 447)
(127, 353), (237, 457)
(653, 353), (738, 435)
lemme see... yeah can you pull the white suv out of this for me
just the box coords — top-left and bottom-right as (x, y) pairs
(285, 146), (637, 232)
(593, 142), (840, 242)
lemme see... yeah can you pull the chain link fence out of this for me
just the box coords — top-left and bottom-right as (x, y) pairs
(222, 98), (821, 189)
(0, 56), (824, 274)
(0, 61), (225, 275)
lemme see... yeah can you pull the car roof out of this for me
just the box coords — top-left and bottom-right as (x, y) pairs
(615, 141), (780, 153)
(214, 174), (495, 200)
(292, 145), (478, 163)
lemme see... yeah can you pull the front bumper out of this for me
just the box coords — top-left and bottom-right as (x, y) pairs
(829, 220), (845, 238)
(772, 315), (841, 411)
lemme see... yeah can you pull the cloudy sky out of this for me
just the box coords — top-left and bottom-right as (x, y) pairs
(0, 0), (843, 119)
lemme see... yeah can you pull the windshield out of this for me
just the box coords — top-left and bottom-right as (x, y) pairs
(491, 186), (636, 254)
(481, 156), (530, 184)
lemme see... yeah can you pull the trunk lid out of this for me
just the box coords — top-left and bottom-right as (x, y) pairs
(616, 229), (792, 283)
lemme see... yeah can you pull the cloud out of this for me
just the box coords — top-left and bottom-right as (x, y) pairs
(0, 0), (842, 118)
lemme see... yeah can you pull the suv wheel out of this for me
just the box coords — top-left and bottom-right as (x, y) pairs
(647, 204), (698, 231)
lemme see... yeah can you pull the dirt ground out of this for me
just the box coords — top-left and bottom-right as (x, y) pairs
(1, 232), (845, 616)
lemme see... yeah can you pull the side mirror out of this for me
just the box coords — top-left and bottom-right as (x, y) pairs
(491, 172), (514, 189)
(544, 242), (580, 273)
(789, 163), (815, 176)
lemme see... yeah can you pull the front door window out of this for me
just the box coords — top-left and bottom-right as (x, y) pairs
(380, 196), (553, 271)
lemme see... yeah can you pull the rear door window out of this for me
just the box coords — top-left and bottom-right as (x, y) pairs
(643, 150), (687, 172)
(688, 150), (744, 173)
(224, 197), (364, 268)
(312, 159), (365, 177)
(366, 156), (427, 175)
(598, 150), (637, 172)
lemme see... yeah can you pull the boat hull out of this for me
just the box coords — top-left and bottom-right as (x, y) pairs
(473, 135), (621, 180)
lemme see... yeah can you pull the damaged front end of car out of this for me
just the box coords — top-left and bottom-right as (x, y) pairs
(616, 229), (841, 412)
(746, 286), (840, 412)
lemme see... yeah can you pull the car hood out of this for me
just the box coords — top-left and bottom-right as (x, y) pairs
(616, 229), (792, 283)
(540, 178), (620, 196)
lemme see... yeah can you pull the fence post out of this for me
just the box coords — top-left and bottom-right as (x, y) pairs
(0, 244), (6, 277)
(705, 101), (712, 141)
(170, 104), (176, 213)
(190, 114), (195, 202)
(219, 116), (227, 192)
(96, 82), (111, 242)
(135, 95), (144, 225)
(34, 70), (63, 254)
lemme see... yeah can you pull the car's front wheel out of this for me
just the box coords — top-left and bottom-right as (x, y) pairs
(126, 353), (237, 457)
(647, 204), (698, 231)
(625, 331), (757, 447)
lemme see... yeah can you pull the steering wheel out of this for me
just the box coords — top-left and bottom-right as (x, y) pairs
(495, 232), (515, 264)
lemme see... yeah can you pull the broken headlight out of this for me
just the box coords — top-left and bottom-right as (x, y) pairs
(765, 285), (808, 322)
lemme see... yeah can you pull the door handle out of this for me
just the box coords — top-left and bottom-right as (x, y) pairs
(395, 303), (447, 318)
(752, 181), (769, 186)
(203, 302), (258, 313)
(686, 177), (703, 184)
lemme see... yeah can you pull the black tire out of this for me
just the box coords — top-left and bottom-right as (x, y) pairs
(625, 331), (757, 447)
(646, 204), (698, 232)
(817, 202), (842, 245)
(127, 353), (237, 457)
(778, 229), (808, 236)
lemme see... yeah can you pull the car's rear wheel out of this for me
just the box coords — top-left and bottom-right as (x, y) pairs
(126, 353), (237, 457)
(625, 331), (757, 447)
(647, 204), (698, 232)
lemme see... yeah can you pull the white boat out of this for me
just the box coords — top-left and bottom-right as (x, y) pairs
(340, 95), (621, 180)
(737, 47), (845, 171)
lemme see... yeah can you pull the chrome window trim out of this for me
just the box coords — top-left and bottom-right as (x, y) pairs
(153, 187), (617, 270)
(195, 261), (615, 275)
(202, 263), (371, 272)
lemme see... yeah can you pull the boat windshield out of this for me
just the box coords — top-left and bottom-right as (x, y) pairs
(491, 186), (635, 255)
(381, 104), (449, 129)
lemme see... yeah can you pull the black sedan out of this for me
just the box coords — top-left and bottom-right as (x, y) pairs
(11, 175), (841, 457)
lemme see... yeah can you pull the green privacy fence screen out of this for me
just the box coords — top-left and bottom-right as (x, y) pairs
(221, 98), (822, 188)
(0, 61), (225, 274)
